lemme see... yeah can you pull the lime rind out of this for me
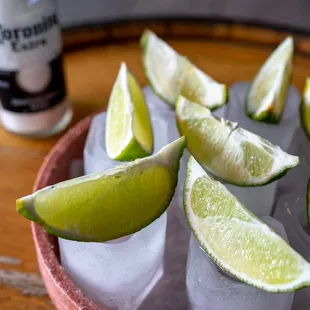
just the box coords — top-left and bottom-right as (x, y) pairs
(246, 37), (294, 123)
(128, 67), (154, 156)
(140, 29), (182, 106)
(300, 78), (310, 140)
(106, 62), (153, 161)
(17, 194), (94, 241)
(176, 95), (299, 186)
(184, 156), (310, 292)
(114, 137), (150, 161)
(16, 137), (187, 242)
(140, 29), (228, 110)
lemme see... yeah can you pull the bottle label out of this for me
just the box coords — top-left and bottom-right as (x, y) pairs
(0, 1), (66, 114)
(0, 55), (66, 113)
(0, 13), (58, 55)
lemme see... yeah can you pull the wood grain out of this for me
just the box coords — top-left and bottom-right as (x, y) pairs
(1, 26), (310, 309)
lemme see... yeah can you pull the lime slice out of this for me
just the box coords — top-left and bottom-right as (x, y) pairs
(106, 62), (153, 161)
(300, 78), (310, 139)
(176, 96), (299, 186)
(184, 156), (310, 292)
(140, 29), (227, 110)
(246, 37), (293, 123)
(16, 137), (186, 242)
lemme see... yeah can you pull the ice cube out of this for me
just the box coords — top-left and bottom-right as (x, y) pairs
(273, 191), (310, 310)
(224, 82), (300, 216)
(59, 213), (166, 310)
(226, 183), (277, 217)
(83, 113), (121, 174)
(143, 87), (191, 231)
(273, 190), (310, 260)
(144, 86), (173, 117)
(212, 103), (228, 119)
(186, 216), (294, 310)
(276, 128), (309, 195)
(139, 205), (190, 310)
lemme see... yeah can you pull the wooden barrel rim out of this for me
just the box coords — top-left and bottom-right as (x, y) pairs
(62, 17), (310, 56)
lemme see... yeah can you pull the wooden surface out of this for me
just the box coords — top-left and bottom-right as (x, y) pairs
(1, 25), (310, 309)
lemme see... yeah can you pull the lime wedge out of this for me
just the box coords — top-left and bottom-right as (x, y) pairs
(246, 37), (294, 123)
(300, 78), (310, 139)
(185, 156), (310, 292)
(16, 137), (186, 242)
(140, 29), (227, 109)
(176, 96), (299, 186)
(106, 62), (153, 161)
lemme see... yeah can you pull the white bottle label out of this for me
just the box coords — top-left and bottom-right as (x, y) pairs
(0, 0), (66, 114)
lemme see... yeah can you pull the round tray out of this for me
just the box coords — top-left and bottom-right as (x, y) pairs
(32, 19), (310, 309)
(32, 115), (97, 309)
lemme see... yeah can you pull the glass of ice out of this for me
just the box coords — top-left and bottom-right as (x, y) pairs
(274, 190), (310, 309)
(186, 216), (295, 310)
(59, 104), (170, 310)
